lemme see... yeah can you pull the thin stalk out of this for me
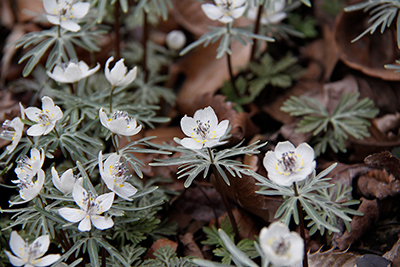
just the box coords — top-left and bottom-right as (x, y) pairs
(207, 148), (239, 241)
(112, 133), (120, 155)
(226, 23), (240, 98)
(142, 11), (149, 83)
(109, 85), (116, 112)
(113, 1), (121, 59)
(250, 2), (264, 61)
(101, 235), (107, 267)
(294, 182), (309, 267)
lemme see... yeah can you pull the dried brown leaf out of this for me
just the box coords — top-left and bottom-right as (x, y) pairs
(180, 232), (204, 258)
(365, 151), (400, 180)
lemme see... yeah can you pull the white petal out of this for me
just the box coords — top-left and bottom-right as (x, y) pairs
(81, 63), (100, 78)
(60, 19), (81, 32)
(124, 122), (141, 136)
(99, 108), (110, 129)
(46, 14), (61, 25)
(180, 116), (197, 137)
(5, 251), (26, 266)
(41, 123), (56, 135)
(91, 215), (114, 230)
(218, 15), (234, 23)
(64, 62), (82, 82)
(78, 217), (92, 231)
(201, 4), (224, 21)
(108, 118), (129, 134)
(113, 182), (137, 200)
(41, 96), (55, 111)
(70, 2), (90, 18)
(213, 119), (229, 138)
(32, 254), (61, 267)
(96, 192), (114, 213)
(27, 124), (46, 136)
(24, 107), (42, 122)
(104, 153), (120, 174)
(104, 57), (114, 85)
(181, 138), (203, 150)
(295, 142), (315, 164)
(275, 141), (296, 156)
(72, 183), (88, 211)
(231, 5), (246, 19)
(20, 169), (44, 201)
(110, 59), (128, 85)
(30, 235), (50, 259)
(59, 207), (86, 223)
(9, 231), (26, 259)
(117, 66), (137, 87)
(43, 0), (58, 14)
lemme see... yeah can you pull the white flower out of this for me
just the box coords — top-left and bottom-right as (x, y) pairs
(0, 117), (24, 154)
(24, 96), (63, 136)
(247, 0), (287, 25)
(259, 222), (304, 266)
(11, 169), (45, 203)
(5, 231), (60, 267)
(14, 148), (45, 181)
(47, 61), (100, 83)
(43, 0), (90, 32)
(180, 106), (229, 150)
(105, 56), (137, 87)
(201, 0), (248, 23)
(51, 167), (80, 194)
(166, 30), (186, 50)
(99, 108), (142, 136)
(59, 184), (114, 232)
(98, 151), (138, 201)
(263, 141), (315, 187)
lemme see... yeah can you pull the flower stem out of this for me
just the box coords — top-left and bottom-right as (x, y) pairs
(250, 2), (264, 62)
(109, 85), (115, 112)
(142, 11), (149, 83)
(113, 1), (121, 59)
(294, 182), (309, 267)
(111, 133), (120, 155)
(226, 24), (239, 98)
(207, 148), (239, 242)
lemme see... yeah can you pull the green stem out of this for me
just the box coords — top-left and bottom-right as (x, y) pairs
(112, 133), (120, 155)
(293, 182), (309, 267)
(250, 2), (264, 61)
(142, 11), (149, 83)
(226, 23), (239, 98)
(207, 148), (239, 242)
(109, 85), (115, 113)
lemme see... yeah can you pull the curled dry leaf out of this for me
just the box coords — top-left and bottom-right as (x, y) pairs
(145, 238), (178, 259)
(364, 151), (400, 180)
(384, 236), (400, 266)
(334, 10), (400, 81)
(305, 248), (360, 267)
(357, 170), (400, 199)
(180, 232), (204, 259)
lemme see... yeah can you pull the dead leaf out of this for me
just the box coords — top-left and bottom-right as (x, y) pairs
(364, 151), (400, 180)
(334, 10), (400, 81)
(305, 248), (360, 267)
(357, 171), (400, 200)
(383, 235), (400, 266)
(180, 232), (204, 258)
(145, 239), (178, 259)
(334, 197), (380, 250)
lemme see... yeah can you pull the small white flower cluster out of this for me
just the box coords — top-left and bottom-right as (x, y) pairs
(247, 0), (287, 25)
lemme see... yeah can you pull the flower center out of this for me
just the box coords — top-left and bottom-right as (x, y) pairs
(110, 161), (131, 184)
(28, 240), (42, 261)
(36, 111), (52, 126)
(111, 111), (131, 124)
(194, 120), (211, 138)
(269, 236), (291, 256)
(276, 151), (303, 175)
(1, 120), (16, 140)
(13, 177), (35, 190)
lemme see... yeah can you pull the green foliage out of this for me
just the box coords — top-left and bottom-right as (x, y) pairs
(151, 138), (267, 188)
(134, 0), (173, 21)
(255, 163), (362, 235)
(141, 245), (195, 267)
(344, 0), (400, 48)
(322, 0), (346, 16)
(281, 92), (379, 155)
(287, 14), (318, 38)
(14, 23), (106, 77)
(180, 24), (274, 59)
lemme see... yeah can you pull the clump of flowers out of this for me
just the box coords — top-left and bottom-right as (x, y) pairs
(43, 0), (90, 32)
(180, 106), (229, 150)
(47, 61), (100, 83)
(5, 231), (61, 267)
(24, 96), (63, 136)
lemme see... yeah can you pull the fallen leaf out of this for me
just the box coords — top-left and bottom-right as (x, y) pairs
(364, 151), (400, 180)
(180, 232), (204, 258)
(383, 235), (400, 266)
(145, 238), (178, 259)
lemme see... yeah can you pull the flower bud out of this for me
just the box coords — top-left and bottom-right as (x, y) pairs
(166, 30), (186, 50)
